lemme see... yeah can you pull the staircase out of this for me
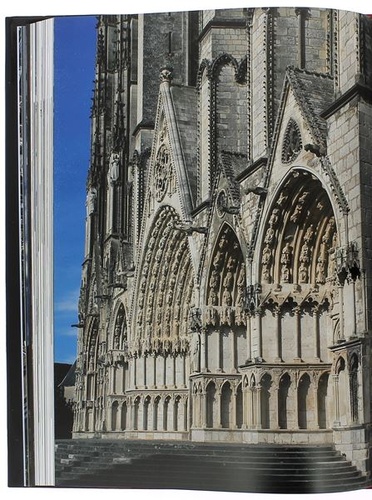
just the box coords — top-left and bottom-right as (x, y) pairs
(55, 439), (369, 493)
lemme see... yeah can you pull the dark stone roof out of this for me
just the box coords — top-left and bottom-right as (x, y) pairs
(287, 66), (335, 147)
(58, 360), (76, 388)
(170, 85), (198, 206)
(219, 151), (247, 204)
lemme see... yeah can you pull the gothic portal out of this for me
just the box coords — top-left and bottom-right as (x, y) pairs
(73, 8), (372, 476)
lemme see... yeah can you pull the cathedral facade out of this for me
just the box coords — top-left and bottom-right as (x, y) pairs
(73, 8), (372, 475)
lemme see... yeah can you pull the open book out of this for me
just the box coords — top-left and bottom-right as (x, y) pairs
(6, 2), (372, 495)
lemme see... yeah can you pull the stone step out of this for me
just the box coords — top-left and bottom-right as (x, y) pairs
(55, 440), (369, 493)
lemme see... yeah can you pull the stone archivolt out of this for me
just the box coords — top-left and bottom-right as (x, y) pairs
(260, 170), (337, 287)
(132, 205), (194, 357)
(205, 224), (246, 327)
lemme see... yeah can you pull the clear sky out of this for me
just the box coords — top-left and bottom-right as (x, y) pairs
(54, 15), (96, 363)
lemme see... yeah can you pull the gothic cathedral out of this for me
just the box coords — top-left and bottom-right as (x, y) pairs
(73, 8), (372, 476)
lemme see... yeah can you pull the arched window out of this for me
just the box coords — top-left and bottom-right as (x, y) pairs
(349, 354), (359, 423)
(221, 382), (233, 429)
(298, 373), (311, 429)
(206, 381), (217, 428)
(318, 372), (329, 429)
(112, 303), (127, 350)
(236, 383), (243, 429)
(278, 373), (291, 429)
(260, 373), (272, 429)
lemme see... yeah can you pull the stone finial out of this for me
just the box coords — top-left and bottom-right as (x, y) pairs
(160, 66), (173, 83)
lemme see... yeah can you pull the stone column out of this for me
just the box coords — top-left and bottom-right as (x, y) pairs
(338, 284), (345, 340)
(231, 330), (237, 373)
(256, 385), (262, 429)
(246, 313), (252, 362)
(143, 355), (147, 388)
(294, 307), (302, 362)
(201, 328), (208, 372)
(172, 355), (176, 387)
(163, 355), (167, 387)
(182, 354), (187, 387)
(202, 390), (208, 428)
(271, 383), (279, 430)
(242, 385), (248, 429)
(106, 403), (112, 431)
(118, 403), (123, 431)
(256, 308), (263, 359)
(293, 378), (299, 430)
(333, 374), (341, 426)
(153, 354), (157, 388)
(216, 388), (222, 428)
(147, 401), (153, 431)
(312, 374), (319, 429)
(137, 398), (144, 431)
(157, 400), (164, 431)
(216, 331), (222, 372)
(274, 306), (282, 362)
(313, 305), (320, 362)
(232, 386), (237, 429)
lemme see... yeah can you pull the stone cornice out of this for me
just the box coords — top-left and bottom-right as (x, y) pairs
(320, 81), (372, 120)
(191, 199), (211, 217)
(198, 19), (246, 45)
(131, 119), (155, 137)
(236, 157), (268, 183)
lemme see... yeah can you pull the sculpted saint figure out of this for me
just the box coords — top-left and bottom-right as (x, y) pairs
(108, 152), (120, 184)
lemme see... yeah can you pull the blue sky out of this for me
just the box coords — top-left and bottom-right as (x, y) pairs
(54, 16), (96, 363)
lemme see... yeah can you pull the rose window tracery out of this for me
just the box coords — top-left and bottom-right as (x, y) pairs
(154, 145), (171, 202)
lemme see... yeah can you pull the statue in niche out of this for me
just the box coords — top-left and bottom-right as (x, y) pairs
(210, 269), (220, 291)
(262, 266), (271, 283)
(264, 227), (275, 246)
(205, 306), (218, 326)
(208, 289), (218, 306)
(316, 258), (326, 284)
(280, 241), (292, 282)
(218, 234), (228, 250)
(113, 324), (121, 349)
(290, 203), (302, 223)
(262, 245), (272, 266)
(268, 208), (280, 227)
(281, 266), (290, 283)
(277, 191), (288, 207)
(222, 287), (232, 306)
(223, 270), (234, 290)
(322, 217), (336, 244)
(327, 244), (337, 278)
(190, 330), (200, 373)
(86, 187), (97, 216)
(281, 242), (292, 266)
(304, 224), (314, 242)
(299, 262), (308, 283)
(108, 152), (120, 184)
(299, 242), (310, 264)
(213, 250), (223, 270)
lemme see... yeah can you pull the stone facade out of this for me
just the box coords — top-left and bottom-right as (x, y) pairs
(73, 8), (372, 477)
